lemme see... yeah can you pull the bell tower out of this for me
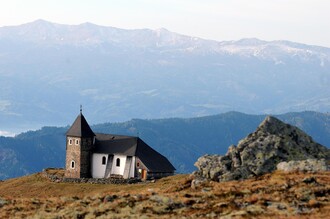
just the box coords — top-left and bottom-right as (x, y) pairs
(65, 107), (95, 178)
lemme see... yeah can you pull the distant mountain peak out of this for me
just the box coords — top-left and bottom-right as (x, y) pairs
(79, 22), (103, 28)
(23, 19), (57, 28)
(153, 28), (170, 34)
(31, 19), (52, 24)
(1, 20), (329, 53)
(234, 38), (266, 45)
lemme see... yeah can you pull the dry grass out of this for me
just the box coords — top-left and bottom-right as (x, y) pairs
(0, 171), (329, 218)
(0, 172), (185, 199)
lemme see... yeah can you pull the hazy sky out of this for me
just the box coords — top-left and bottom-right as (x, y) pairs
(0, 0), (330, 47)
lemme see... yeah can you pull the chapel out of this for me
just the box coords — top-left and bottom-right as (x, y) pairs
(64, 111), (175, 180)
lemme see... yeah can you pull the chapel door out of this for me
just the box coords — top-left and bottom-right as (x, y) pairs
(141, 169), (147, 180)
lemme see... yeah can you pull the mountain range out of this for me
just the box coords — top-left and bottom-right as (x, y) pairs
(0, 111), (329, 180)
(1, 20), (330, 134)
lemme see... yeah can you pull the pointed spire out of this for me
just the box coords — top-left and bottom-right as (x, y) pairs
(66, 110), (95, 137)
(80, 105), (82, 114)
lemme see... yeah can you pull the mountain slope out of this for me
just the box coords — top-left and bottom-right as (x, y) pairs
(0, 111), (330, 180)
(1, 20), (330, 132)
(0, 171), (329, 218)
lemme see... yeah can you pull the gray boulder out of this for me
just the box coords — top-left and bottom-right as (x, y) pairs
(277, 159), (329, 172)
(194, 116), (330, 182)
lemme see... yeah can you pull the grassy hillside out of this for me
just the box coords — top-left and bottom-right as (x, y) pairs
(0, 171), (329, 218)
(0, 169), (183, 198)
(1, 111), (330, 180)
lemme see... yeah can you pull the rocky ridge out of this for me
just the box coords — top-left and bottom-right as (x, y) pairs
(194, 116), (330, 182)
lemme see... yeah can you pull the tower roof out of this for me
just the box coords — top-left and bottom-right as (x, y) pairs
(66, 113), (95, 137)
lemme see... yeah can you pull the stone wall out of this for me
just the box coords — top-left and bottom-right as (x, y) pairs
(43, 168), (141, 184)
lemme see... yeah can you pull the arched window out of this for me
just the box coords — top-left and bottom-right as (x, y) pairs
(116, 158), (120, 167)
(102, 156), (106, 165)
(69, 139), (73, 145)
(71, 160), (75, 169)
(75, 139), (80, 145)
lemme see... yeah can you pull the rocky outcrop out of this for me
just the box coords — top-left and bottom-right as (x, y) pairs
(194, 116), (330, 182)
(277, 159), (329, 172)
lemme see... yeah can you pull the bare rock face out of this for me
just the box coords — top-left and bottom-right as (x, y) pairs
(194, 116), (330, 182)
(277, 159), (329, 172)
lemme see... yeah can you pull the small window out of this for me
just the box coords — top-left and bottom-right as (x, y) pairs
(136, 162), (140, 167)
(69, 139), (72, 145)
(102, 156), (106, 165)
(116, 158), (120, 167)
(75, 139), (79, 145)
(71, 160), (75, 169)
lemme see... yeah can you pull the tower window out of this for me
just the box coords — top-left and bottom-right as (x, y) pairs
(71, 160), (75, 169)
(69, 139), (72, 145)
(75, 139), (80, 145)
(102, 156), (106, 165)
(116, 158), (120, 167)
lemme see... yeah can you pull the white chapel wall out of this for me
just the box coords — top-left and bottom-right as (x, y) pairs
(92, 154), (136, 178)
(111, 154), (127, 175)
(91, 153), (108, 178)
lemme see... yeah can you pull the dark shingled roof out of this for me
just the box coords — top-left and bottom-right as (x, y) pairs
(135, 138), (176, 172)
(66, 113), (95, 137)
(94, 133), (137, 156)
(94, 133), (176, 172)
